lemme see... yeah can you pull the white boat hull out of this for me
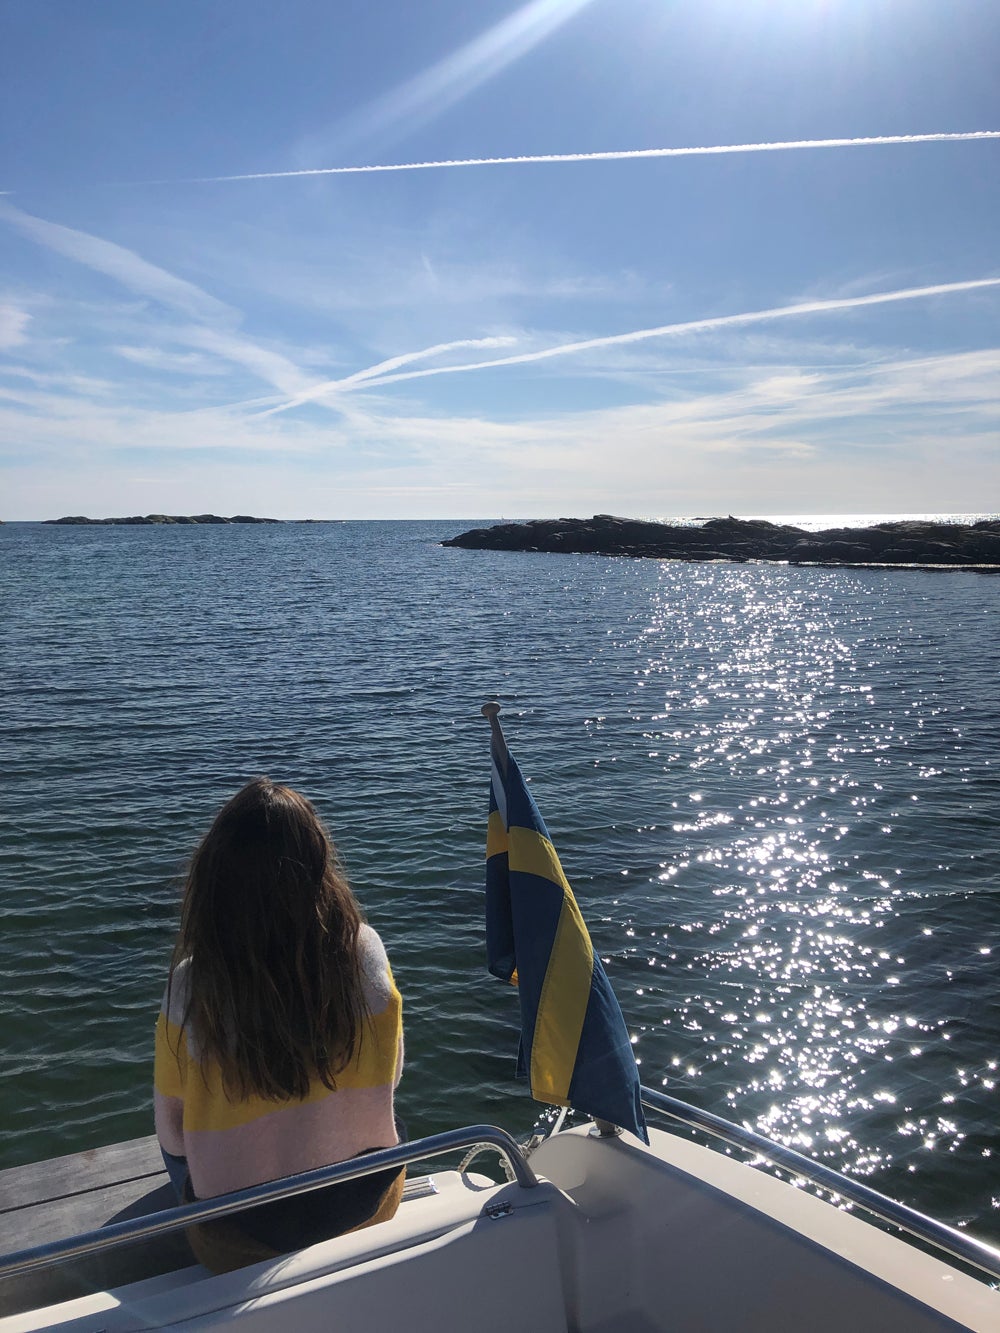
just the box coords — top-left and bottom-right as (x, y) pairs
(2, 1122), (999, 1332)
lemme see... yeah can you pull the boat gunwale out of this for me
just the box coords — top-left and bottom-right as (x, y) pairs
(639, 1087), (1000, 1283)
(2, 1089), (999, 1289)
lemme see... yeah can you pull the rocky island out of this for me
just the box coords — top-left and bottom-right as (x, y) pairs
(443, 514), (1000, 568)
(44, 514), (280, 525)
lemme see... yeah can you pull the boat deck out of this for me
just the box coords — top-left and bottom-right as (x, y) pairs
(0, 1136), (193, 1316)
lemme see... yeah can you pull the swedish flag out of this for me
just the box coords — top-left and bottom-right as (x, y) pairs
(485, 737), (648, 1143)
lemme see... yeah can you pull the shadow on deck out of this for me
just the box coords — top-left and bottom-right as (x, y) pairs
(0, 1136), (196, 1316)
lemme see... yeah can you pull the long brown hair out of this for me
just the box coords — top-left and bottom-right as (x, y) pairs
(170, 778), (367, 1101)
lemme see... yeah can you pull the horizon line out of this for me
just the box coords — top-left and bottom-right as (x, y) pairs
(8, 508), (999, 525)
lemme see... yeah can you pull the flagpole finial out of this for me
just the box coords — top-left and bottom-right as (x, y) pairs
(481, 701), (509, 774)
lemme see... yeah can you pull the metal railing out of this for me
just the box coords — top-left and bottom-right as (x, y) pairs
(0, 1125), (537, 1284)
(5, 1092), (999, 1289)
(639, 1085), (1000, 1284)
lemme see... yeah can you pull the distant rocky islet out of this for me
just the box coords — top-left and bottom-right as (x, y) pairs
(43, 514), (281, 525)
(443, 514), (1000, 569)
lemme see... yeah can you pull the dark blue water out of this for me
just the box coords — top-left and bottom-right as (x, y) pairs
(1, 520), (997, 1243)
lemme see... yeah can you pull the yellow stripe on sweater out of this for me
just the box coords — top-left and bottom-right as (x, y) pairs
(154, 998), (401, 1133)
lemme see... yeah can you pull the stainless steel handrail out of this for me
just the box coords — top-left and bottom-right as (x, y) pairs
(639, 1085), (1000, 1283)
(0, 1125), (537, 1283)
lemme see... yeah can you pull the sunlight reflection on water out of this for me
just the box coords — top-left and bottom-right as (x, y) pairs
(2, 522), (997, 1240)
(580, 561), (999, 1234)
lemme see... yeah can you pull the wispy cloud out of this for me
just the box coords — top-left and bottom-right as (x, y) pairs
(9, 343), (992, 459)
(172, 131), (1000, 186)
(296, 0), (596, 163)
(262, 277), (1000, 409)
(0, 202), (328, 402)
(180, 326), (318, 398)
(115, 345), (231, 376)
(0, 201), (229, 321)
(4, 343), (996, 517)
(182, 235), (659, 321)
(0, 363), (114, 397)
(324, 345), (1000, 512)
(0, 302), (30, 348)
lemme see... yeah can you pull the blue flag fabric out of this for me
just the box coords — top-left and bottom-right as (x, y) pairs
(485, 742), (648, 1143)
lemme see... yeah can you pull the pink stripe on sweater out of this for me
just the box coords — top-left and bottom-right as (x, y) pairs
(184, 1082), (400, 1199)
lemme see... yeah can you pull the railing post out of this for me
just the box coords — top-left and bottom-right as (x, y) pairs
(591, 1118), (622, 1138)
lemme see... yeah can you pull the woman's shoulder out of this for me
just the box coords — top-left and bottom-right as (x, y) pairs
(356, 924), (399, 1011)
(160, 956), (192, 1027)
(356, 922), (392, 975)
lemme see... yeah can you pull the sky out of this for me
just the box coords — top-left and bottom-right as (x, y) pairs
(1, 0), (998, 520)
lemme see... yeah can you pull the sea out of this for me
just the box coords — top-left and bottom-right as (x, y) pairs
(1, 516), (998, 1245)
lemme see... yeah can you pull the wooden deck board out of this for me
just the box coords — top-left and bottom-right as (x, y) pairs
(0, 1135), (165, 1212)
(0, 1137), (197, 1318)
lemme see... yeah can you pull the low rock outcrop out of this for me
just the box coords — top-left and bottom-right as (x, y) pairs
(44, 514), (280, 525)
(443, 515), (1000, 568)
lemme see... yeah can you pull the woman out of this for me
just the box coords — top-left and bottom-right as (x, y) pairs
(154, 778), (404, 1273)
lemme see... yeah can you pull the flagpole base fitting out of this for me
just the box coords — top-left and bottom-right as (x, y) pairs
(590, 1119), (623, 1138)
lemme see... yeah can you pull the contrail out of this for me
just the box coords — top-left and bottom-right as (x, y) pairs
(5, 130), (996, 195)
(256, 336), (517, 417)
(178, 131), (1000, 185)
(330, 335), (516, 388)
(264, 277), (1000, 411)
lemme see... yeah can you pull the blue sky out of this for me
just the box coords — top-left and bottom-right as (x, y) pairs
(1, 0), (998, 520)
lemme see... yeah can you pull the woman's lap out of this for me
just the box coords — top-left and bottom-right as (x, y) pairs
(173, 1122), (409, 1273)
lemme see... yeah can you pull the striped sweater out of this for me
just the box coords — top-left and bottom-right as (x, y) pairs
(153, 924), (403, 1199)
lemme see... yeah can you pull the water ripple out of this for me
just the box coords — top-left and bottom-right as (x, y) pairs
(1, 522), (997, 1242)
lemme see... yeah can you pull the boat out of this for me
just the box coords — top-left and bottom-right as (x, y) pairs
(4, 707), (1000, 1329)
(2, 1085), (999, 1331)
